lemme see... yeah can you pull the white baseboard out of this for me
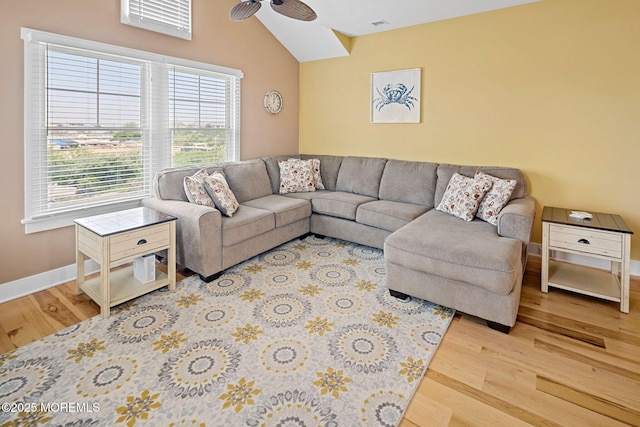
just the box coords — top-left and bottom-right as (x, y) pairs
(0, 260), (100, 304)
(528, 242), (640, 276)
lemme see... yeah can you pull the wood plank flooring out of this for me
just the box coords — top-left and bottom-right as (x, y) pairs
(1, 259), (638, 426)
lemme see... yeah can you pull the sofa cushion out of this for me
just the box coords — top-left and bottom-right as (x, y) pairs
(385, 209), (522, 295)
(221, 205), (275, 246)
(307, 158), (325, 190)
(378, 159), (438, 207)
(300, 154), (343, 191)
(203, 171), (239, 217)
(154, 164), (222, 201)
(183, 168), (215, 207)
(356, 200), (428, 232)
(475, 171), (517, 225)
(311, 192), (377, 220)
(243, 195), (311, 228)
(263, 155), (301, 194)
(278, 158), (316, 194)
(335, 157), (387, 197)
(435, 164), (526, 207)
(436, 173), (493, 221)
(281, 190), (332, 201)
(223, 160), (273, 203)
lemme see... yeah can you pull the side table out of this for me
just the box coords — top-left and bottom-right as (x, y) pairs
(75, 207), (177, 318)
(541, 206), (633, 313)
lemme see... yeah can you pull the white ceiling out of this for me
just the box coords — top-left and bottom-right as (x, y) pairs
(251, 0), (540, 62)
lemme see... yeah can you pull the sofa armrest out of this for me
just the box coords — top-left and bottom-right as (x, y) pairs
(141, 198), (223, 277)
(497, 196), (536, 245)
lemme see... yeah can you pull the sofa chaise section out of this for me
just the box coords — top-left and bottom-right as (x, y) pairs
(384, 164), (536, 332)
(385, 210), (525, 328)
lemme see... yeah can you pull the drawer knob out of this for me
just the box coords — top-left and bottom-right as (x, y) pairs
(578, 238), (590, 245)
(137, 239), (147, 245)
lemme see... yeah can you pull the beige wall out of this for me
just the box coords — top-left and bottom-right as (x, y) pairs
(0, 0), (299, 284)
(300, 0), (640, 260)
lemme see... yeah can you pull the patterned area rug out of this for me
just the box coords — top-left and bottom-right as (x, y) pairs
(0, 236), (454, 426)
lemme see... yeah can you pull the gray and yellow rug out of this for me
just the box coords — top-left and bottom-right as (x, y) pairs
(0, 236), (454, 426)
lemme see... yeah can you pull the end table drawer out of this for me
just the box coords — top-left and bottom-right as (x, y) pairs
(110, 223), (171, 262)
(549, 224), (622, 258)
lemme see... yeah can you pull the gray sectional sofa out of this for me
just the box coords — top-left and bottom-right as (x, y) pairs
(142, 155), (536, 333)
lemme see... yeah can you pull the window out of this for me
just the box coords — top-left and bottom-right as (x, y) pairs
(169, 67), (240, 166)
(121, 0), (192, 40)
(22, 28), (242, 233)
(45, 48), (146, 213)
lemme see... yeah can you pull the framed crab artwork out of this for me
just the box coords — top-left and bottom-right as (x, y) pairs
(370, 68), (421, 123)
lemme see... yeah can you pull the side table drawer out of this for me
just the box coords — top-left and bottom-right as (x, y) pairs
(110, 223), (171, 262)
(549, 224), (622, 258)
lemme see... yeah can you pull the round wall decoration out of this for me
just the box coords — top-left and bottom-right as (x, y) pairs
(264, 90), (283, 114)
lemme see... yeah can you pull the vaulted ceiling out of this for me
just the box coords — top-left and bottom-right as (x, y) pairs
(249, 0), (540, 62)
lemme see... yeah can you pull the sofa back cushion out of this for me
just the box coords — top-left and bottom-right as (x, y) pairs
(153, 164), (222, 201)
(223, 159), (273, 203)
(300, 154), (343, 191)
(435, 164), (527, 207)
(378, 160), (438, 207)
(335, 156), (387, 198)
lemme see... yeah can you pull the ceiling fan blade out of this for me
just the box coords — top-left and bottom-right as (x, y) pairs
(270, 0), (317, 21)
(229, 1), (262, 21)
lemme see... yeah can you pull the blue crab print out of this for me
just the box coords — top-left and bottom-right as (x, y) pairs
(373, 83), (418, 111)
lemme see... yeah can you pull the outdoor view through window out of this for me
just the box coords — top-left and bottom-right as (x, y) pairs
(46, 47), (231, 213)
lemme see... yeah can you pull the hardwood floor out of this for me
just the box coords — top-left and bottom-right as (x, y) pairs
(1, 259), (638, 426)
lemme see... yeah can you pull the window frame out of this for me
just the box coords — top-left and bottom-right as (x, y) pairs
(121, 0), (192, 41)
(21, 28), (242, 234)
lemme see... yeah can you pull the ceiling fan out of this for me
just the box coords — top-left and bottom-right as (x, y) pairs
(230, 0), (317, 22)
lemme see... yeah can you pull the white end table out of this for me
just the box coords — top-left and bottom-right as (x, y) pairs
(75, 207), (177, 318)
(541, 206), (633, 313)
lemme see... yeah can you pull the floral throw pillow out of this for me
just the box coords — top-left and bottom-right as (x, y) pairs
(183, 168), (215, 208)
(475, 171), (517, 225)
(203, 171), (239, 217)
(307, 158), (325, 190)
(278, 159), (316, 194)
(436, 173), (493, 221)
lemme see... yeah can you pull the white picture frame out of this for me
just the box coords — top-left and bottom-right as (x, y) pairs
(370, 68), (421, 123)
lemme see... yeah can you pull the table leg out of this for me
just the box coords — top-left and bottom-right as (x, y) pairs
(76, 225), (85, 295)
(620, 234), (631, 313)
(168, 221), (176, 292)
(541, 222), (550, 293)
(100, 237), (110, 318)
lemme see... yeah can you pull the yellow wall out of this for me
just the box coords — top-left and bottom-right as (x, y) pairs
(300, 0), (640, 260)
(0, 0), (299, 284)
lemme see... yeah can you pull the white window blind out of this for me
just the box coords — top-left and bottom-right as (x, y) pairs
(169, 66), (241, 166)
(44, 46), (148, 214)
(121, 0), (192, 40)
(22, 28), (242, 233)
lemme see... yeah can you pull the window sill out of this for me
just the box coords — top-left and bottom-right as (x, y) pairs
(22, 200), (143, 234)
